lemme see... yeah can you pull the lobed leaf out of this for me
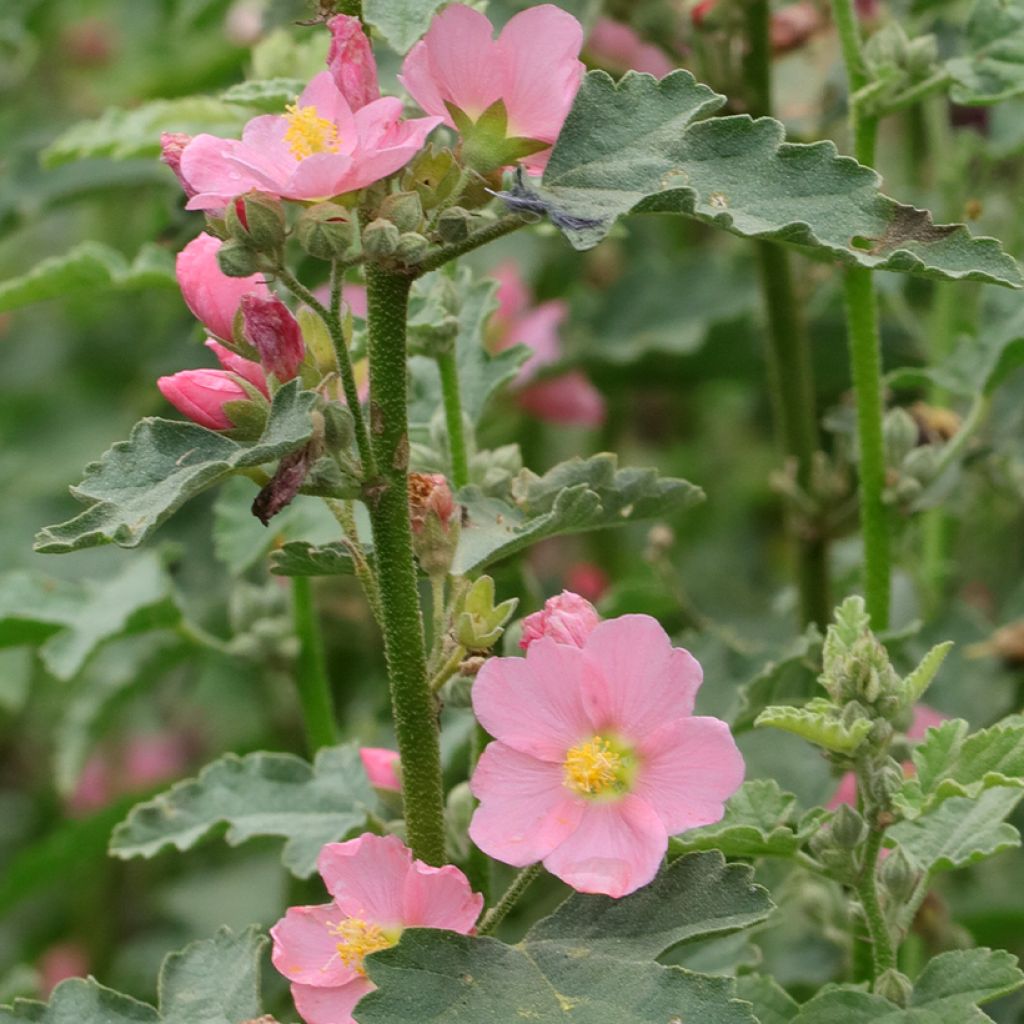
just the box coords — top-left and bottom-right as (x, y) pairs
(0, 979), (159, 1024)
(35, 382), (318, 554)
(735, 975), (799, 1024)
(911, 948), (1024, 1010)
(109, 744), (380, 878)
(539, 71), (1022, 287)
(755, 699), (873, 754)
(220, 77), (307, 111)
(947, 0), (1024, 105)
(362, 0), (446, 54)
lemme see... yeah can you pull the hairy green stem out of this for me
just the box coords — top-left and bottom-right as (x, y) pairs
(291, 577), (339, 753)
(365, 264), (447, 865)
(478, 863), (543, 935)
(414, 215), (528, 275)
(429, 644), (467, 694)
(437, 348), (471, 488)
(856, 825), (897, 981)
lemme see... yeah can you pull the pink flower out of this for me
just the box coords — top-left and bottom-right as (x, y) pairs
(327, 15), (380, 111)
(586, 18), (674, 77)
(271, 833), (482, 1024)
(360, 747), (401, 792)
(241, 294), (305, 382)
(67, 753), (113, 817)
(520, 591), (600, 651)
(38, 943), (90, 997)
(122, 732), (189, 789)
(180, 72), (441, 210)
(519, 372), (606, 427)
(157, 368), (255, 430)
(399, 4), (584, 172)
(205, 338), (269, 394)
(470, 615), (744, 897)
(176, 232), (271, 342)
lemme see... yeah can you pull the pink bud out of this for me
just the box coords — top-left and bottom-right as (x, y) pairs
(586, 18), (674, 77)
(160, 132), (197, 198)
(176, 232), (271, 342)
(205, 339), (269, 395)
(38, 943), (90, 997)
(122, 733), (189, 789)
(157, 369), (253, 430)
(327, 14), (381, 110)
(691, 0), (717, 27)
(240, 294), (305, 382)
(519, 590), (600, 650)
(360, 747), (402, 792)
(409, 473), (456, 533)
(565, 562), (609, 603)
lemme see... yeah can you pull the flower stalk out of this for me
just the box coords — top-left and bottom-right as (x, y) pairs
(291, 576), (339, 753)
(437, 347), (470, 488)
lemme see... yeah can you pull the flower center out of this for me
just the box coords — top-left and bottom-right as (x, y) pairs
(283, 103), (341, 159)
(328, 918), (399, 977)
(563, 735), (635, 798)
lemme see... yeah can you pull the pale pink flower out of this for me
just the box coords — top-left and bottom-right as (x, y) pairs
(38, 943), (89, 997)
(327, 15), (380, 111)
(360, 747), (401, 792)
(157, 369), (255, 430)
(180, 72), (441, 210)
(520, 591), (600, 651)
(204, 338), (269, 394)
(471, 615), (744, 897)
(241, 294), (305, 382)
(176, 232), (271, 342)
(586, 18), (674, 77)
(271, 833), (482, 1024)
(399, 4), (584, 172)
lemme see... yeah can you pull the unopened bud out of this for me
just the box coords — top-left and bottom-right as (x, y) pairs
(879, 845), (917, 903)
(831, 804), (867, 849)
(216, 239), (260, 278)
(409, 472), (459, 577)
(241, 294), (305, 382)
(160, 132), (196, 198)
(362, 218), (401, 259)
(520, 591), (600, 651)
(866, 756), (905, 808)
(454, 576), (518, 651)
(396, 232), (430, 262)
(884, 407), (919, 469)
(321, 402), (355, 453)
(378, 191), (424, 233)
(875, 969), (913, 1007)
(437, 207), (473, 243)
(296, 203), (361, 261)
(227, 191), (286, 254)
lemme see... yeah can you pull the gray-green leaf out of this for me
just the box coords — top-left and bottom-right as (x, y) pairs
(947, 0), (1024, 106)
(363, 0), (445, 54)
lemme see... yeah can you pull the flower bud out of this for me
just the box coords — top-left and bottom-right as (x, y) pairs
(327, 14), (380, 111)
(226, 191), (286, 255)
(865, 756), (906, 809)
(378, 191), (424, 233)
(831, 803), (868, 849)
(879, 845), (918, 903)
(204, 339), (268, 395)
(157, 369), (265, 432)
(216, 239), (261, 278)
(409, 472), (459, 576)
(691, 0), (718, 28)
(359, 747), (401, 792)
(160, 132), (196, 198)
(296, 203), (361, 261)
(396, 231), (430, 262)
(362, 218), (401, 258)
(437, 206), (473, 243)
(454, 575), (518, 651)
(240, 294), (305, 382)
(520, 591), (600, 650)
(884, 407), (919, 469)
(321, 401), (355, 453)
(875, 969), (913, 1007)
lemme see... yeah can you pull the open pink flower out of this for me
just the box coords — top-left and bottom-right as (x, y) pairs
(157, 369), (254, 430)
(520, 591), (599, 651)
(400, 4), (584, 172)
(586, 18), (674, 76)
(360, 747), (401, 792)
(180, 72), (441, 210)
(470, 614), (744, 897)
(271, 833), (482, 1024)
(176, 232), (271, 342)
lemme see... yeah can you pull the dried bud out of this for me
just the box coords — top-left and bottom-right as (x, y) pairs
(437, 207), (473, 243)
(362, 218), (401, 259)
(520, 591), (600, 650)
(910, 401), (961, 444)
(454, 576), (518, 651)
(241, 294), (305, 382)
(226, 191), (286, 255)
(409, 472), (459, 577)
(160, 132), (196, 198)
(296, 203), (361, 261)
(378, 191), (424, 233)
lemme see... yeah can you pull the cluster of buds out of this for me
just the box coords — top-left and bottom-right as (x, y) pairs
(882, 406), (961, 511)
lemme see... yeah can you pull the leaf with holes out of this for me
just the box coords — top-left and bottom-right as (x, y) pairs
(109, 745), (380, 878)
(535, 70), (1021, 287)
(35, 381), (318, 554)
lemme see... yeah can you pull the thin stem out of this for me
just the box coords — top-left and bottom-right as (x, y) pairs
(324, 498), (383, 625)
(855, 826), (897, 981)
(413, 215), (528, 275)
(429, 644), (466, 694)
(291, 577), (339, 754)
(831, 0), (869, 92)
(478, 864), (543, 936)
(365, 264), (447, 866)
(276, 267), (376, 479)
(430, 574), (447, 658)
(176, 619), (233, 656)
(437, 349), (471, 488)
(875, 69), (953, 118)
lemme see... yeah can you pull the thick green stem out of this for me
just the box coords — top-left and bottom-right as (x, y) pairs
(744, 0), (829, 628)
(437, 349), (471, 488)
(291, 577), (339, 753)
(478, 863), (543, 935)
(365, 264), (446, 866)
(856, 826), (897, 981)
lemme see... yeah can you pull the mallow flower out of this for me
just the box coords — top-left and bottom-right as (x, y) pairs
(470, 614), (744, 897)
(399, 3), (584, 172)
(271, 833), (482, 1024)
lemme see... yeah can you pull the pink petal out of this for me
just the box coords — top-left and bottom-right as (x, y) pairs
(402, 862), (483, 931)
(291, 978), (372, 1024)
(298, 71), (359, 150)
(285, 151), (357, 201)
(359, 747), (401, 792)
(587, 18), (675, 77)
(317, 833), (412, 926)
(634, 717), (745, 834)
(492, 261), (531, 323)
(908, 704), (946, 741)
(542, 795), (667, 897)
(240, 115), (301, 174)
(518, 372), (606, 427)
(472, 639), (596, 760)
(271, 903), (358, 988)
(180, 135), (265, 210)
(497, 4), (584, 140)
(398, 41), (449, 123)
(827, 771), (858, 810)
(204, 339), (268, 394)
(353, 96), (406, 148)
(506, 301), (567, 378)
(469, 741), (585, 866)
(581, 615), (702, 736)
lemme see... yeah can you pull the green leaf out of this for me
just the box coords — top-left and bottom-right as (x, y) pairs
(220, 77), (306, 111)
(669, 780), (807, 859)
(358, 853), (771, 1024)
(901, 641), (953, 707)
(35, 381), (318, 554)
(794, 988), (941, 1023)
(539, 71), (1022, 286)
(0, 242), (176, 313)
(0, 554), (180, 681)
(755, 698), (873, 754)
(0, 978), (159, 1024)
(452, 453), (704, 574)
(734, 974), (799, 1024)
(158, 926), (267, 1024)
(109, 744), (380, 878)
(41, 97), (249, 167)
(268, 540), (359, 577)
(363, 0), (445, 54)
(887, 786), (1022, 874)
(947, 0), (1024, 105)
(911, 948), (1024, 1011)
